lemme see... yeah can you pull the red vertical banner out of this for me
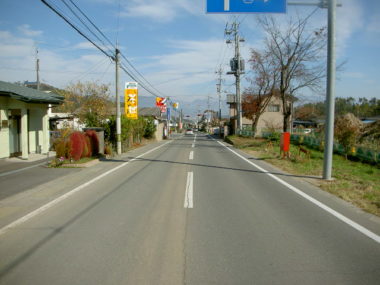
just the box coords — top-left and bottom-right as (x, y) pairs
(280, 132), (290, 152)
(280, 132), (290, 158)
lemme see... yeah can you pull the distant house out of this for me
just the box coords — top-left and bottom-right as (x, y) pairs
(0, 81), (64, 159)
(227, 94), (291, 136)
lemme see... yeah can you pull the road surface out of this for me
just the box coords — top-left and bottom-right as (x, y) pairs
(0, 134), (379, 284)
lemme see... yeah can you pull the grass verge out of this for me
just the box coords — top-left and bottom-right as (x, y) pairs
(226, 135), (380, 216)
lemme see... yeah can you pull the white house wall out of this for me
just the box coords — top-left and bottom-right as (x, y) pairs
(0, 97), (49, 159)
(0, 106), (10, 158)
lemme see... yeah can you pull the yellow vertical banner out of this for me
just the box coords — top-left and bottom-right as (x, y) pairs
(125, 82), (138, 119)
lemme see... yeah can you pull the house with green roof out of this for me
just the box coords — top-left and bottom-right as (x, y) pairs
(0, 81), (64, 159)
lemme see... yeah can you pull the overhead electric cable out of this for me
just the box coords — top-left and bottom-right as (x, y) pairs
(67, 0), (116, 49)
(41, 0), (114, 59)
(60, 0), (114, 55)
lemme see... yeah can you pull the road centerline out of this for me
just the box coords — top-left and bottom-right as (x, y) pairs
(184, 172), (194, 209)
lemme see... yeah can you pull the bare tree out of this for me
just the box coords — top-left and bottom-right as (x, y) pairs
(242, 49), (278, 136)
(258, 16), (327, 132)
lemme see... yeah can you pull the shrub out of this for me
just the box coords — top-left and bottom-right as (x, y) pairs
(54, 128), (72, 158)
(85, 130), (99, 155)
(104, 143), (113, 156)
(55, 139), (70, 159)
(335, 113), (363, 158)
(69, 131), (85, 161)
(83, 135), (92, 157)
(143, 118), (155, 139)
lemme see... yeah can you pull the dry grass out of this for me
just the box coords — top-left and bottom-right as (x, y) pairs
(227, 136), (380, 216)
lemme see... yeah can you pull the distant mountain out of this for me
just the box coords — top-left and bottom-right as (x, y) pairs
(123, 95), (229, 119)
(121, 95), (156, 108)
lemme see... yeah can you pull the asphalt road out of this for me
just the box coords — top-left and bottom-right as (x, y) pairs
(0, 134), (379, 284)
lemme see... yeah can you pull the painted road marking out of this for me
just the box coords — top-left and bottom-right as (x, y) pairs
(0, 141), (173, 237)
(216, 140), (380, 244)
(0, 162), (47, 177)
(189, 151), (194, 160)
(184, 172), (194, 208)
(192, 143), (195, 148)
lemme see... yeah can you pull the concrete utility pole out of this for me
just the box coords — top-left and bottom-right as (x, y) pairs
(323, 0), (337, 180)
(36, 47), (40, 91)
(216, 67), (223, 136)
(216, 68), (222, 122)
(288, 0), (341, 180)
(226, 21), (245, 134)
(115, 48), (121, 155)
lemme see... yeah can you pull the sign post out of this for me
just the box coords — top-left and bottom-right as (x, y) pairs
(207, 0), (287, 13)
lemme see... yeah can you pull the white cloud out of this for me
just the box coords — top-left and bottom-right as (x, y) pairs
(18, 24), (43, 37)
(120, 0), (203, 22)
(0, 30), (114, 88)
(335, 0), (364, 55)
(132, 38), (234, 100)
(343, 72), (365, 79)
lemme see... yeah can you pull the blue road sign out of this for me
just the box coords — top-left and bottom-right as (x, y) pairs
(167, 108), (171, 121)
(207, 0), (287, 13)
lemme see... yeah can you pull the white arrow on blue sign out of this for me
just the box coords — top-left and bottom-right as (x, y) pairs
(207, 0), (287, 13)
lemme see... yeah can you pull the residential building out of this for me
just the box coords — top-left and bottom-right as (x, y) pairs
(0, 81), (64, 159)
(227, 94), (289, 136)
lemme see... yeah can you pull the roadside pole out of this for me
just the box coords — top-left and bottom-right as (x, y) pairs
(288, 0), (340, 180)
(322, 0), (337, 180)
(115, 48), (121, 155)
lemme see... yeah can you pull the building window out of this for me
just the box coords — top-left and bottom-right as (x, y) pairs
(267, 104), (280, 112)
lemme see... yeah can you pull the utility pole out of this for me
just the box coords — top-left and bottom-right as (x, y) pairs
(323, 0), (337, 180)
(36, 47), (40, 91)
(226, 21), (245, 135)
(207, 95), (211, 133)
(179, 109), (182, 131)
(216, 67), (222, 122)
(288, 0), (341, 180)
(115, 48), (121, 155)
(216, 67), (223, 136)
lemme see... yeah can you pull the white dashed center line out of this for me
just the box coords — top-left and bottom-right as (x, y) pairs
(184, 172), (194, 208)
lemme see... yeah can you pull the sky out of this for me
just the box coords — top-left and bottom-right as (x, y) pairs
(0, 0), (379, 116)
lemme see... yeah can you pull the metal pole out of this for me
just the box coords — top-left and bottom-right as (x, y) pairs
(115, 48), (122, 155)
(323, 0), (337, 180)
(235, 22), (242, 134)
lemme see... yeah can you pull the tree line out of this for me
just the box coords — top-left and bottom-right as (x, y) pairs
(295, 97), (380, 121)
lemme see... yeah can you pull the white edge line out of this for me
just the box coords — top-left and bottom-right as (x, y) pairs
(0, 140), (172, 237)
(0, 162), (47, 177)
(216, 140), (380, 244)
(184, 172), (193, 208)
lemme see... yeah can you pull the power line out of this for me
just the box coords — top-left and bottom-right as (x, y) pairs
(41, 0), (114, 59)
(67, 0), (116, 49)
(41, 0), (174, 103)
(60, 0), (114, 56)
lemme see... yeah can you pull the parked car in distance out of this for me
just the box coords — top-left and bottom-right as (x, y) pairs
(303, 128), (312, 134)
(185, 128), (194, 135)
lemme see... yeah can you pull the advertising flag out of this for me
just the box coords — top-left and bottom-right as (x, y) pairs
(156, 97), (167, 107)
(125, 82), (138, 119)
